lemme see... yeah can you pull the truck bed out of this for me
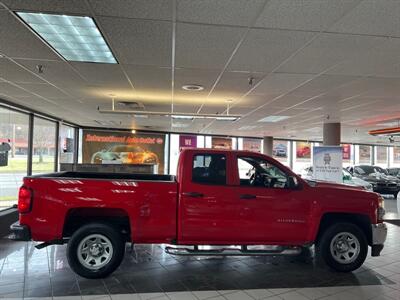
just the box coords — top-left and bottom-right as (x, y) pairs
(29, 171), (175, 182)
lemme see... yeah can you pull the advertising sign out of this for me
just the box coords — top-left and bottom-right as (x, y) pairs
(273, 141), (288, 158)
(296, 142), (311, 159)
(342, 144), (351, 160)
(212, 137), (232, 150)
(243, 138), (261, 152)
(313, 146), (343, 183)
(179, 135), (197, 149)
(82, 130), (165, 174)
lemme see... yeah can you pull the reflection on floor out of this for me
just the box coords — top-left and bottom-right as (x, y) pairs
(0, 199), (399, 300)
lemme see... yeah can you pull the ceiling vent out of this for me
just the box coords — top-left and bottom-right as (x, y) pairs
(117, 101), (145, 110)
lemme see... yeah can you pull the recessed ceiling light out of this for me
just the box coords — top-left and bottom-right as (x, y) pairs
(131, 129), (136, 134)
(182, 84), (204, 91)
(258, 115), (290, 123)
(16, 12), (117, 64)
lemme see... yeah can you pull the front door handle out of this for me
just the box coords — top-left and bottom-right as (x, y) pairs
(182, 192), (204, 198)
(240, 194), (256, 199)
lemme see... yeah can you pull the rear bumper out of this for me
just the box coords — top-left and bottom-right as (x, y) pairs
(370, 223), (387, 257)
(9, 222), (31, 241)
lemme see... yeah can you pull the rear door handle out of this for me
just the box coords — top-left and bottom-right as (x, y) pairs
(183, 192), (204, 198)
(240, 194), (257, 199)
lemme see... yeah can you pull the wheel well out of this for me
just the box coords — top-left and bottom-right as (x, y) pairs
(63, 208), (131, 241)
(316, 213), (372, 245)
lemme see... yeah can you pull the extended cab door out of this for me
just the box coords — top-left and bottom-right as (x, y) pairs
(232, 154), (312, 244)
(178, 151), (243, 244)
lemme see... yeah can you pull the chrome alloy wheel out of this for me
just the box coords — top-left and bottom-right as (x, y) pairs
(77, 234), (113, 270)
(330, 232), (360, 264)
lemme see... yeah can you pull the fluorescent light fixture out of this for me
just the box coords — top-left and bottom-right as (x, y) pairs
(171, 115), (194, 120)
(16, 12), (117, 64)
(258, 115), (290, 123)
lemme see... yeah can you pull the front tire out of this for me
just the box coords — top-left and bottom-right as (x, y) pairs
(67, 223), (125, 279)
(317, 222), (367, 272)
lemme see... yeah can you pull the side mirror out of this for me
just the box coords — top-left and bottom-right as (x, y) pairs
(288, 176), (300, 189)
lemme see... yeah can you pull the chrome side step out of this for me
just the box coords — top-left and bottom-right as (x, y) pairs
(164, 245), (302, 256)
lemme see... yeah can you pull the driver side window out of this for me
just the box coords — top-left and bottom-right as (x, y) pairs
(238, 156), (289, 188)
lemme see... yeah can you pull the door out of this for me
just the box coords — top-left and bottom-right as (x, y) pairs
(178, 152), (242, 244)
(233, 155), (311, 244)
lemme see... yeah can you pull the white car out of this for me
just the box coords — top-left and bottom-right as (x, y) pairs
(300, 166), (373, 191)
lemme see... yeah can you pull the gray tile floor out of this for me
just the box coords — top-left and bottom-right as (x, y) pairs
(0, 196), (400, 300)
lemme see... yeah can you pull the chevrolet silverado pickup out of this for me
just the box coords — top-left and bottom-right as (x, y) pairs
(10, 149), (387, 279)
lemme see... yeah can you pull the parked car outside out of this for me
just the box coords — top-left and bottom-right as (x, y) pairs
(387, 167), (400, 179)
(300, 166), (373, 191)
(347, 165), (400, 197)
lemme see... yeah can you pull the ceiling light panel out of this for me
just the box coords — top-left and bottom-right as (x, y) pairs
(16, 12), (117, 64)
(258, 115), (290, 123)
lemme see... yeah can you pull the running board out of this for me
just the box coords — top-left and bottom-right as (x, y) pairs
(165, 245), (302, 256)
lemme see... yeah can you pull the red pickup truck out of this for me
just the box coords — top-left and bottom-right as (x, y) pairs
(10, 149), (387, 279)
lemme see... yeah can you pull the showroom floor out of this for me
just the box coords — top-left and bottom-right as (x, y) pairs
(0, 198), (399, 300)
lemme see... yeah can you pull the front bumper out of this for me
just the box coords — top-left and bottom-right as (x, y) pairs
(9, 222), (31, 241)
(370, 223), (387, 257)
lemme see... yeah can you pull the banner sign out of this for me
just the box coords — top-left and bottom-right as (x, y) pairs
(313, 146), (343, 183)
(342, 144), (351, 160)
(82, 130), (165, 174)
(212, 137), (232, 150)
(179, 135), (197, 149)
(243, 138), (261, 152)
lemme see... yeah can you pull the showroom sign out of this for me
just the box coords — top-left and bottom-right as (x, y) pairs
(313, 146), (343, 183)
(82, 129), (166, 174)
(179, 135), (197, 149)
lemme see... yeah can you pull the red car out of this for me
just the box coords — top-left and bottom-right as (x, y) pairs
(11, 149), (387, 278)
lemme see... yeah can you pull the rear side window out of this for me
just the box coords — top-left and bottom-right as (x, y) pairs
(192, 154), (226, 185)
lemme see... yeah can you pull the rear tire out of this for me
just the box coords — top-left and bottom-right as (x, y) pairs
(316, 222), (367, 272)
(67, 223), (125, 279)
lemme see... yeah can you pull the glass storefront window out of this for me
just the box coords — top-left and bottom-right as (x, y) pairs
(59, 124), (75, 166)
(32, 117), (56, 174)
(356, 145), (371, 165)
(342, 144), (354, 167)
(391, 146), (400, 167)
(0, 107), (29, 209)
(375, 146), (388, 167)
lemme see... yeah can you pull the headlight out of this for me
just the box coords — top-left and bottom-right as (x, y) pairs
(377, 196), (385, 221)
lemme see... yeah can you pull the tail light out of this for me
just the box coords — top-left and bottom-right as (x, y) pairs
(18, 186), (32, 213)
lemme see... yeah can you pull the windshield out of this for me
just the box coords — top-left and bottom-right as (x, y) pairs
(355, 165), (387, 175)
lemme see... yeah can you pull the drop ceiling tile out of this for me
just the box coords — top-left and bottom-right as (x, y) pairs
(0, 10), (60, 60)
(329, 0), (400, 37)
(17, 83), (69, 98)
(98, 17), (172, 66)
(250, 73), (315, 96)
(89, 0), (172, 20)
(16, 59), (83, 86)
(177, 0), (266, 26)
(255, 0), (361, 31)
(0, 58), (45, 83)
(228, 28), (315, 73)
(211, 71), (265, 99)
(71, 62), (131, 88)
(277, 33), (385, 74)
(124, 65), (171, 93)
(1, 0), (91, 14)
(175, 23), (246, 69)
(0, 82), (33, 97)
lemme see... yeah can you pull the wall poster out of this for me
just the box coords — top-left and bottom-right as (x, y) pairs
(179, 135), (197, 149)
(243, 138), (261, 152)
(211, 137), (232, 150)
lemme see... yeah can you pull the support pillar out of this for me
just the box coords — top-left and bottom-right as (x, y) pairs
(262, 136), (273, 156)
(323, 123), (341, 146)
